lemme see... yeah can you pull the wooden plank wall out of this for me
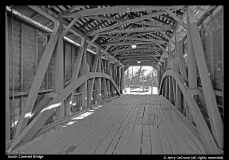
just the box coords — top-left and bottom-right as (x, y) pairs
(175, 6), (223, 124)
(7, 14), (105, 139)
(199, 6), (223, 121)
(7, 15), (55, 136)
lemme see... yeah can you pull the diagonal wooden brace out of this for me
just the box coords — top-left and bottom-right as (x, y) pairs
(15, 23), (61, 137)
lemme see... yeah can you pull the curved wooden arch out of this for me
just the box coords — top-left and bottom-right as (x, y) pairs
(8, 72), (120, 152)
(59, 72), (120, 102)
(159, 70), (220, 154)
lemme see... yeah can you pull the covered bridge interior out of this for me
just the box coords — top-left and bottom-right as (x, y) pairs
(5, 5), (223, 155)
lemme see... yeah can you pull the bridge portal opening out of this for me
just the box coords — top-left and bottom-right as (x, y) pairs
(123, 66), (158, 95)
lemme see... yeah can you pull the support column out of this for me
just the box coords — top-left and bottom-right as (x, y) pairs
(80, 47), (90, 109)
(65, 37), (87, 115)
(169, 76), (174, 104)
(96, 50), (102, 104)
(121, 68), (125, 94)
(88, 52), (98, 106)
(20, 23), (24, 123)
(164, 77), (168, 99)
(209, 14), (214, 83)
(187, 15), (197, 123)
(6, 11), (10, 141)
(106, 60), (111, 98)
(55, 23), (64, 120)
(175, 83), (182, 111)
(175, 37), (188, 82)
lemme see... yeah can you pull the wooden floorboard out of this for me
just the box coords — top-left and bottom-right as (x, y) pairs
(11, 95), (206, 155)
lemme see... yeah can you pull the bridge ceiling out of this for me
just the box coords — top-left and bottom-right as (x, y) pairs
(8, 5), (217, 66)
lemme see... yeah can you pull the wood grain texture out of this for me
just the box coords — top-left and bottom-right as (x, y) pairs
(9, 95), (206, 155)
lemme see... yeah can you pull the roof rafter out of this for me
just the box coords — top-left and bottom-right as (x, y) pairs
(89, 11), (168, 35)
(101, 39), (166, 46)
(91, 26), (172, 36)
(62, 5), (184, 18)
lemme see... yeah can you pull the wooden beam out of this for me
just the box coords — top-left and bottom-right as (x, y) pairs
(61, 17), (79, 37)
(62, 6), (128, 18)
(106, 60), (111, 98)
(90, 26), (172, 36)
(114, 48), (161, 55)
(88, 51), (99, 105)
(87, 13), (128, 35)
(102, 40), (165, 47)
(120, 54), (160, 61)
(159, 70), (220, 154)
(187, 12), (197, 122)
(35, 30), (38, 73)
(80, 40), (90, 109)
(96, 50), (102, 103)
(90, 11), (168, 35)
(30, 13), (40, 20)
(7, 72), (121, 152)
(15, 24), (61, 137)
(28, 5), (57, 22)
(159, 30), (174, 44)
(61, 5), (85, 16)
(209, 14), (214, 83)
(105, 36), (168, 44)
(46, 21), (53, 27)
(28, 5), (120, 64)
(168, 77), (174, 103)
(86, 16), (122, 22)
(164, 9), (187, 28)
(175, 39), (188, 82)
(55, 23), (64, 120)
(86, 35), (99, 50)
(62, 6), (181, 18)
(188, 10), (223, 149)
(65, 37), (87, 115)
(20, 23), (24, 125)
(5, 11), (10, 142)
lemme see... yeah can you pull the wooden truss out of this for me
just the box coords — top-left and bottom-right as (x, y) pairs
(157, 8), (223, 154)
(7, 22), (123, 152)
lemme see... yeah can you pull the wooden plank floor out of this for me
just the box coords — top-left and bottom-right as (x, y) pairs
(11, 95), (206, 155)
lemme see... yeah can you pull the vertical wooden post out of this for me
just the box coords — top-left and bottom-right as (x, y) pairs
(209, 14), (214, 84)
(188, 10), (223, 149)
(164, 77), (168, 99)
(157, 68), (161, 88)
(20, 23), (24, 116)
(87, 47), (99, 106)
(102, 77), (108, 99)
(35, 30), (38, 74)
(65, 37), (86, 115)
(169, 76), (173, 103)
(121, 68), (125, 94)
(172, 77), (176, 102)
(15, 23), (60, 137)
(175, 35), (189, 118)
(110, 64), (114, 97)
(96, 50), (102, 103)
(175, 83), (182, 111)
(106, 60), (111, 98)
(119, 66), (122, 93)
(167, 43), (172, 70)
(176, 37), (188, 82)
(55, 23), (64, 120)
(187, 13), (197, 123)
(6, 11), (11, 142)
(80, 46), (90, 109)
